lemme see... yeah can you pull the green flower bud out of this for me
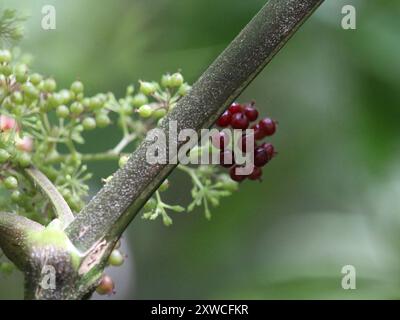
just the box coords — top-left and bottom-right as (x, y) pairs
(43, 78), (57, 92)
(89, 97), (104, 110)
(56, 105), (70, 118)
(30, 73), (43, 86)
(139, 81), (157, 95)
(138, 104), (153, 118)
(178, 83), (191, 96)
(132, 93), (148, 107)
(170, 72), (184, 87)
(11, 190), (22, 203)
(0, 149), (10, 163)
(14, 64), (28, 83)
(47, 93), (63, 109)
(82, 117), (96, 130)
(0, 64), (12, 76)
(17, 152), (31, 167)
(70, 81), (84, 94)
(11, 91), (24, 104)
(0, 49), (12, 63)
(161, 74), (172, 87)
(4, 176), (18, 190)
(22, 83), (39, 100)
(70, 102), (84, 115)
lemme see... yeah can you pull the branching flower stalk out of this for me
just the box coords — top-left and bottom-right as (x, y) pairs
(0, 0), (324, 299)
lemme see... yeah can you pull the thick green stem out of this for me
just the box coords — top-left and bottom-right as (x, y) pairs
(66, 0), (324, 254)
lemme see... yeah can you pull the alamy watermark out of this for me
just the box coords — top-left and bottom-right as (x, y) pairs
(145, 121), (256, 175)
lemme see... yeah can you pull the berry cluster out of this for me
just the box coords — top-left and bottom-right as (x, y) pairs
(216, 101), (277, 182)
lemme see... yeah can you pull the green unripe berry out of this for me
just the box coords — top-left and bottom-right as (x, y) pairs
(70, 102), (84, 115)
(43, 78), (57, 92)
(47, 93), (63, 109)
(14, 64), (28, 83)
(59, 89), (72, 104)
(11, 190), (22, 203)
(30, 73), (43, 86)
(82, 117), (96, 130)
(161, 74), (172, 87)
(0, 64), (12, 76)
(159, 179), (169, 192)
(89, 97), (103, 110)
(17, 152), (31, 167)
(178, 83), (191, 96)
(22, 83), (39, 100)
(119, 155), (129, 168)
(0, 149), (10, 163)
(95, 113), (111, 128)
(132, 93), (148, 107)
(139, 81), (157, 95)
(56, 105), (70, 118)
(11, 91), (24, 104)
(0, 49), (12, 63)
(138, 104), (153, 118)
(70, 81), (84, 94)
(170, 72), (184, 87)
(153, 108), (167, 119)
(4, 176), (18, 190)
(108, 249), (124, 266)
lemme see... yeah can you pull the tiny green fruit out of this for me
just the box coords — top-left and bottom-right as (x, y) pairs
(82, 117), (96, 130)
(170, 72), (184, 87)
(139, 81), (157, 95)
(0, 149), (10, 163)
(108, 249), (124, 267)
(4, 176), (18, 190)
(138, 104), (153, 118)
(56, 105), (70, 118)
(70, 81), (84, 94)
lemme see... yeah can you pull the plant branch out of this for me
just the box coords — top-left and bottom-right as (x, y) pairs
(66, 0), (324, 253)
(25, 166), (74, 228)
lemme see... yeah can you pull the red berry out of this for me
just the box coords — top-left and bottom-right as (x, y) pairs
(96, 275), (115, 295)
(253, 146), (269, 167)
(252, 124), (266, 140)
(249, 166), (263, 180)
(261, 143), (276, 160)
(216, 110), (232, 127)
(244, 106), (259, 122)
(229, 166), (246, 182)
(231, 113), (249, 129)
(228, 102), (243, 114)
(220, 150), (234, 168)
(259, 118), (276, 136)
(211, 131), (230, 149)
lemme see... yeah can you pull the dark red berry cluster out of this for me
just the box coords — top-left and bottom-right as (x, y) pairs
(215, 101), (277, 182)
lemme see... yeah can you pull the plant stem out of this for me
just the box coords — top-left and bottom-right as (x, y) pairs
(66, 0), (324, 254)
(46, 152), (123, 164)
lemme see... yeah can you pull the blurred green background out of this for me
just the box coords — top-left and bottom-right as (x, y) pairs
(1, 0), (400, 299)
